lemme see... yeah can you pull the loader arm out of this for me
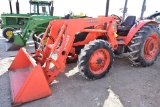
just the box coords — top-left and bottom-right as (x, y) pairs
(35, 16), (118, 83)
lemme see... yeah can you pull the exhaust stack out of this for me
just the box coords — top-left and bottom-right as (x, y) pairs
(105, 0), (110, 17)
(9, 0), (13, 14)
(140, 0), (146, 20)
(122, 0), (128, 22)
(50, 1), (54, 16)
(16, 0), (20, 14)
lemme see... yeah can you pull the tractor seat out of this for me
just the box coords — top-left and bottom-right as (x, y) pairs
(117, 16), (136, 36)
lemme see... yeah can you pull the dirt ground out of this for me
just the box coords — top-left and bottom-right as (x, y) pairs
(0, 30), (160, 107)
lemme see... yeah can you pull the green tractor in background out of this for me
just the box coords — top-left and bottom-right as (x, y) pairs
(1, 0), (40, 40)
(1, 0), (88, 51)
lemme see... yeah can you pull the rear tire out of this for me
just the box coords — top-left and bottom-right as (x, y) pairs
(128, 24), (160, 67)
(2, 27), (15, 39)
(78, 39), (114, 80)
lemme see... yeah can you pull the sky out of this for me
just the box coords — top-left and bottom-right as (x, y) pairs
(0, 0), (160, 18)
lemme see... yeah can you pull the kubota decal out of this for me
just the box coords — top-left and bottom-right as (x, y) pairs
(64, 35), (70, 50)
(87, 19), (98, 23)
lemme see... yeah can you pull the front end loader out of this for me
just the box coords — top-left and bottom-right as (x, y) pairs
(9, 16), (118, 106)
(8, 0), (160, 106)
(6, 15), (62, 51)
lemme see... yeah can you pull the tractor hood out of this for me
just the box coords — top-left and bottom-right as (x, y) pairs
(1, 13), (31, 18)
(30, 15), (62, 21)
(0, 13), (31, 29)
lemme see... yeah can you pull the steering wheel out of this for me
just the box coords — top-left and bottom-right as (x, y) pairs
(111, 14), (122, 26)
(69, 11), (74, 16)
(64, 11), (75, 19)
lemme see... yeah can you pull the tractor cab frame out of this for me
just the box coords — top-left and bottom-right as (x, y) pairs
(29, 0), (54, 15)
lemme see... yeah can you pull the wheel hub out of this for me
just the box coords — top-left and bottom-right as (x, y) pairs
(97, 58), (102, 64)
(144, 34), (158, 60)
(89, 49), (110, 74)
(6, 30), (13, 38)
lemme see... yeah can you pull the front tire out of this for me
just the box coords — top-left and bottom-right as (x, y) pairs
(78, 39), (114, 80)
(2, 27), (15, 39)
(128, 24), (160, 67)
(35, 33), (48, 49)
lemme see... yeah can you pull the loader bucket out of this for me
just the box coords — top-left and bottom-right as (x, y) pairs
(9, 48), (52, 106)
(6, 35), (25, 51)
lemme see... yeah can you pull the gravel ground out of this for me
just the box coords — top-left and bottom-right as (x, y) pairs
(0, 29), (160, 107)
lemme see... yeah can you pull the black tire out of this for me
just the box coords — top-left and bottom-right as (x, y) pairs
(37, 33), (45, 43)
(128, 24), (160, 67)
(31, 32), (37, 41)
(2, 27), (15, 39)
(35, 33), (46, 49)
(78, 39), (114, 80)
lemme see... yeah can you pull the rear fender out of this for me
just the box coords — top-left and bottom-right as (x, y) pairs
(125, 20), (158, 45)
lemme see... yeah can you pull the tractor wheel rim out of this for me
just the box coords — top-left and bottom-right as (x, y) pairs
(6, 30), (13, 38)
(89, 49), (110, 74)
(144, 34), (159, 60)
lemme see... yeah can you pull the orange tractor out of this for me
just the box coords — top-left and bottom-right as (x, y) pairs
(8, 0), (160, 106)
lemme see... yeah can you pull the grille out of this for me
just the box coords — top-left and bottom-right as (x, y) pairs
(6, 17), (17, 25)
